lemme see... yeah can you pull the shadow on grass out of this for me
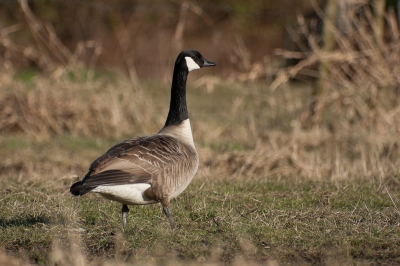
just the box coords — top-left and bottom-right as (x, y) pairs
(0, 215), (49, 228)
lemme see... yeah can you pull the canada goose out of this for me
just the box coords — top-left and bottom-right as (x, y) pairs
(70, 50), (216, 229)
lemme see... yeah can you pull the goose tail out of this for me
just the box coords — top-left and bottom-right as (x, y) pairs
(70, 181), (84, 196)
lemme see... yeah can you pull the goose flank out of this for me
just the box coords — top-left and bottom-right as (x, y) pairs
(70, 50), (216, 229)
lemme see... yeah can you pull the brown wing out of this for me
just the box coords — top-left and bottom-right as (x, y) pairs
(79, 135), (188, 191)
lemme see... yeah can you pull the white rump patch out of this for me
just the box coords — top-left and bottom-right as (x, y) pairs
(92, 183), (156, 205)
(185, 57), (200, 72)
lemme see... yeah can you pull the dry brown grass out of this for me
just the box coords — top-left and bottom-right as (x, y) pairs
(206, 116), (400, 181)
(219, 0), (400, 182)
(0, 0), (157, 139)
(271, 0), (400, 130)
(0, 1), (398, 183)
(2, 75), (397, 182)
(0, 73), (154, 139)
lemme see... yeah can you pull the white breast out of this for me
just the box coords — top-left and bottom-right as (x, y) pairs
(158, 119), (195, 147)
(92, 183), (157, 205)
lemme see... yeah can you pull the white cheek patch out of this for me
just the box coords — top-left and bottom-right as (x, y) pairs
(185, 57), (200, 72)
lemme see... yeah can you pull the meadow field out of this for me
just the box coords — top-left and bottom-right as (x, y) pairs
(0, 71), (399, 265)
(1, 0), (400, 265)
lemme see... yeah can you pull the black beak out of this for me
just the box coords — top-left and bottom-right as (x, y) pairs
(203, 58), (216, 67)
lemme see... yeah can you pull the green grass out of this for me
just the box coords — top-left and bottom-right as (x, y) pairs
(1, 170), (399, 265)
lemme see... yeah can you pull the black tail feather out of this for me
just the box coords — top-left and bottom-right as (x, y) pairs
(70, 180), (96, 196)
(70, 181), (83, 196)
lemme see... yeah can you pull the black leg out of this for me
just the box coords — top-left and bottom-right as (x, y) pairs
(161, 200), (176, 229)
(122, 204), (129, 227)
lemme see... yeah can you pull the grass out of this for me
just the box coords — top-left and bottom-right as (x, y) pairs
(1, 169), (399, 265)
(1, 1), (399, 265)
(0, 74), (400, 264)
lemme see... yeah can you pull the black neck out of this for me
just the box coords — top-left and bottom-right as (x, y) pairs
(164, 63), (189, 127)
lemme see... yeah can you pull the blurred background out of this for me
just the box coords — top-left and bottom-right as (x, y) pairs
(0, 0), (319, 78)
(0, 0), (399, 180)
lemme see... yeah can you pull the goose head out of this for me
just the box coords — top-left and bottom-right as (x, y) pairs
(177, 50), (216, 72)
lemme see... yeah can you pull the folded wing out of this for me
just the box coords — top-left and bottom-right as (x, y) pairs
(76, 135), (188, 195)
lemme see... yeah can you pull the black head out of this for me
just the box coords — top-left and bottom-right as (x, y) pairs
(177, 50), (216, 72)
